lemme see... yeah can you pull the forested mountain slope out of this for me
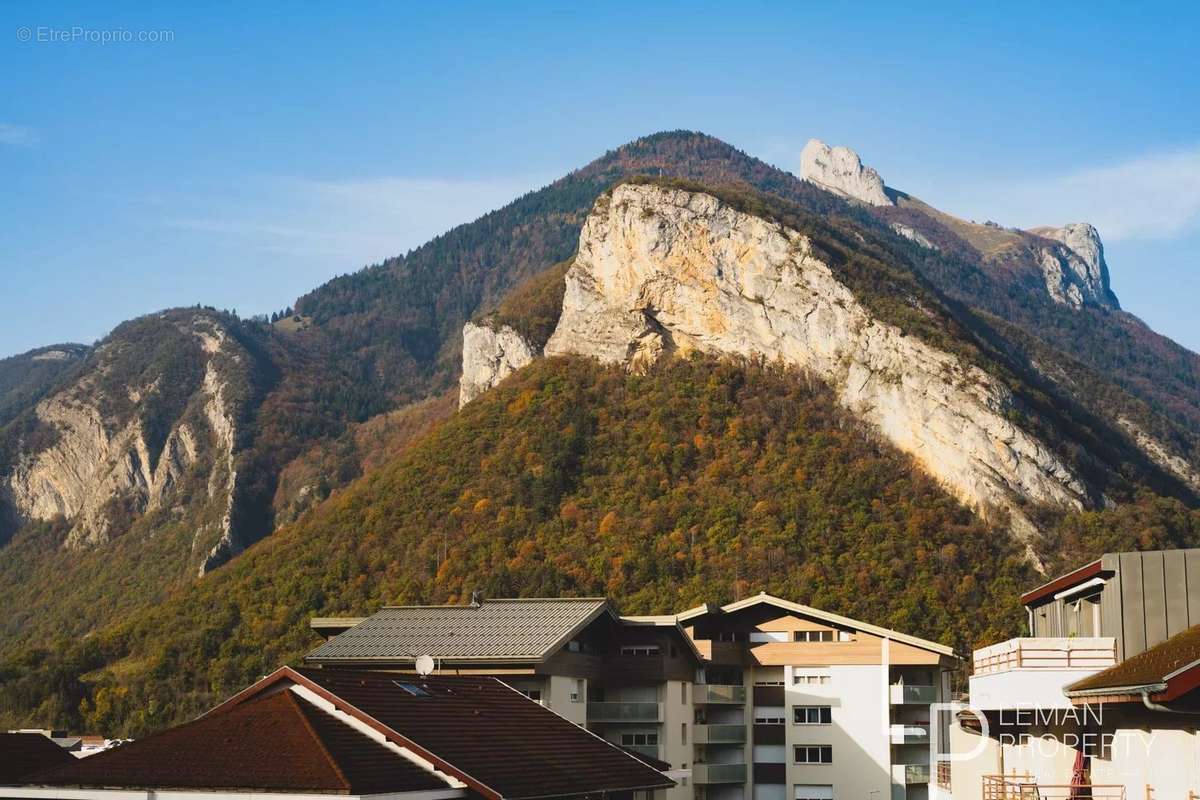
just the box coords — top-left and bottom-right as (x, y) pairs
(1, 130), (1199, 737)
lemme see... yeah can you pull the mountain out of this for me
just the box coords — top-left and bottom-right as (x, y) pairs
(0, 344), (88, 430)
(1, 130), (1198, 735)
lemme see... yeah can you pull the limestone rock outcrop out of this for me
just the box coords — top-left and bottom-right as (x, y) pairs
(800, 139), (893, 207)
(459, 321), (539, 407)
(2, 315), (241, 564)
(1030, 223), (1119, 309)
(545, 183), (1092, 536)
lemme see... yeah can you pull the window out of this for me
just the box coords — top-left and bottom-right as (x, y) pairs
(681, 682), (688, 704)
(621, 732), (659, 746)
(520, 688), (542, 702)
(793, 706), (832, 725)
(794, 745), (833, 764)
(792, 669), (831, 686)
(793, 630), (835, 642)
(755, 679), (785, 686)
(715, 631), (745, 642)
(620, 645), (661, 656)
(750, 631), (790, 643)
(570, 679), (583, 703)
(681, 722), (688, 745)
(392, 681), (431, 697)
(755, 706), (786, 724)
(567, 639), (581, 652)
(794, 784), (834, 800)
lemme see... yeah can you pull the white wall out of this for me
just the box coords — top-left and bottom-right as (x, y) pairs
(786, 665), (892, 800)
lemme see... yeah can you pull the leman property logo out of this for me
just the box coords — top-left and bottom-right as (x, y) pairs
(930, 702), (1163, 762)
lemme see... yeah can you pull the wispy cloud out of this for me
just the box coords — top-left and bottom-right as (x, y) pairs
(163, 174), (552, 266)
(926, 145), (1200, 242)
(0, 123), (37, 147)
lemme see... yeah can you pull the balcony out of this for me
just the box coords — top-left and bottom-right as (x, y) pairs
(694, 724), (747, 744)
(624, 744), (662, 760)
(693, 763), (747, 784)
(586, 701), (662, 722)
(696, 684), (746, 704)
(889, 724), (930, 744)
(892, 763), (931, 785)
(973, 638), (1116, 674)
(969, 638), (1115, 710)
(890, 684), (936, 704)
(982, 775), (1125, 800)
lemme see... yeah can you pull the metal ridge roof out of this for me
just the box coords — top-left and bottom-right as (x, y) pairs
(306, 598), (614, 664)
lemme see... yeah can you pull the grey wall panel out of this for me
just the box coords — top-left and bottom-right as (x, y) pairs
(1164, 550), (1191, 637)
(1100, 554), (1124, 659)
(1120, 552), (1147, 657)
(1188, 551), (1200, 626)
(1141, 551), (1168, 648)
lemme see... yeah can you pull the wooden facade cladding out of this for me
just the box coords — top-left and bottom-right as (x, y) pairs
(748, 630), (944, 666)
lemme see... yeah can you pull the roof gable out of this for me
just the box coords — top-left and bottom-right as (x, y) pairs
(0, 733), (76, 783)
(716, 593), (957, 657)
(307, 598), (613, 664)
(212, 666), (674, 800)
(27, 690), (452, 795)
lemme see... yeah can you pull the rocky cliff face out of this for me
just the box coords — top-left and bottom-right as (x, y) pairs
(459, 321), (539, 406)
(1, 313), (244, 567)
(800, 139), (893, 207)
(1030, 223), (1119, 309)
(545, 183), (1092, 537)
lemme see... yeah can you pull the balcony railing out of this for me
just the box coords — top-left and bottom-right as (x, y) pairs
(624, 743), (662, 760)
(972, 638), (1116, 675)
(696, 684), (746, 704)
(892, 763), (931, 785)
(694, 724), (747, 744)
(889, 724), (930, 744)
(890, 684), (936, 704)
(586, 701), (662, 722)
(936, 760), (951, 790)
(982, 775), (1126, 800)
(693, 763), (747, 784)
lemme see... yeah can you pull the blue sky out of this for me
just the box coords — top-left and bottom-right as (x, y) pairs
(2, 2), (1198, 358)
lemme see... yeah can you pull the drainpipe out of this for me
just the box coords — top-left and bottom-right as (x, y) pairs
(1141, 690), (1195, 715)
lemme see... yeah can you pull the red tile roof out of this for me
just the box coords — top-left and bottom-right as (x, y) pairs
(212, 667), (675, 800)
(0, 733), (76, 784)
(26, 690), (451, 795)
(1066, 624), (1200, 701)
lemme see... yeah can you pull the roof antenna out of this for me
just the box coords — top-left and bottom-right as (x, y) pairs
(470, 590), (482, 607)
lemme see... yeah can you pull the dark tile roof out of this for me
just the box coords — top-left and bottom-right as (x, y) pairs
(0, 733), (76, 784)
(307, 598), (611, 664)
(1067, 624), (1200, 697)
(228, 668), (674, 800)
(26, 690), (451, 794)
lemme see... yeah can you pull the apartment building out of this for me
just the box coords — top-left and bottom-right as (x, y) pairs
(953, 548), (1200, 800)
(307, 592), (959, 800)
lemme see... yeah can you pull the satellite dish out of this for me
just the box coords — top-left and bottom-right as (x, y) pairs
(415, 654), (435, 676)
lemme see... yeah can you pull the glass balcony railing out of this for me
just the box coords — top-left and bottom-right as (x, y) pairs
(586, 701), (662, 722)
(696, 684), (746, 704)
(694, 724), (747, 744)
(890, 724), (931, 744)
(889, 684), (936, 704)
(892, 763), (931, 785)
(693, 763), (748, 784)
